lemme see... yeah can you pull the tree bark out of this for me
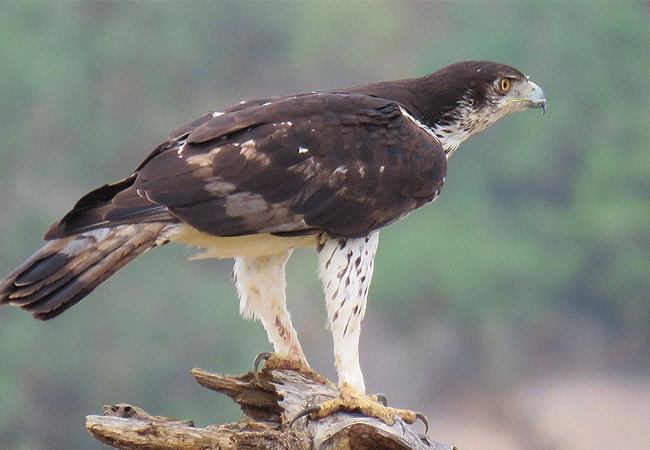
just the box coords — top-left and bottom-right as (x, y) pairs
(86, 367), (456, 450)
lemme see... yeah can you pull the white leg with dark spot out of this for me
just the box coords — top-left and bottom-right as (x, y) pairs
(317, 232), (379, 394)
(233, 251), (306, 364)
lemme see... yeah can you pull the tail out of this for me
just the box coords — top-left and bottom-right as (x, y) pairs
(0, 223), (169, 320)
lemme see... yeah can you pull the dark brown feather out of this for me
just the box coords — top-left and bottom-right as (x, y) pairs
(1, 223), (168, 319)
(46, 90), (446, 241)
(3, 60), (535, 319)
(134, 93), (446, 238)
(43, 62), (528, 241)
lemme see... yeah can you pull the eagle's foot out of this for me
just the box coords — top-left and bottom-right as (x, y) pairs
(291, 383), (428, 432)
(253, 352), (335, 388)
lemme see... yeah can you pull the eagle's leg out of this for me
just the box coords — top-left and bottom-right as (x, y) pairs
(233, 251), (307, 365)
(318, 233), (381, 393)
(306, 232), (426, 428)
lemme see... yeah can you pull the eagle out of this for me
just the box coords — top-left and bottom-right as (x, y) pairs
(1, 61), (546, 425)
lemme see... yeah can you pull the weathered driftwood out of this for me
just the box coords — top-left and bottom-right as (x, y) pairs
(86, 367), (456, 450)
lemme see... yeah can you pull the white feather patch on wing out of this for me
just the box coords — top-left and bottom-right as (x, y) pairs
(185, 146), (224, 167)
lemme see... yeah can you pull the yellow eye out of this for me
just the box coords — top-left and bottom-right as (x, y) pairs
(499, 78), (511, 93)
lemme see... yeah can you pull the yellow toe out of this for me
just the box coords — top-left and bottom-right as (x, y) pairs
(255, 352), (335, 388)
(311, 383), (419, 426)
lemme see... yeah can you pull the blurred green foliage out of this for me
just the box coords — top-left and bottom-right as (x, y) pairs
(1, 2), (649, 449)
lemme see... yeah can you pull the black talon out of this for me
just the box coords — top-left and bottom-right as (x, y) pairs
(374, 393), (388, 406)
(253, 352), (273, 373)
(289, 405), (321, 427)
(415, 412), (429, 434)
(253, 351), (273, 383)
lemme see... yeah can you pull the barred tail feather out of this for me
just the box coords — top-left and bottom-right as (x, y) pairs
(0, 223), (169, 320)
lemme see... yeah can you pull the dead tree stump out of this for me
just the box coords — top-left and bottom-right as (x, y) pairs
(86, 367), (456, 450)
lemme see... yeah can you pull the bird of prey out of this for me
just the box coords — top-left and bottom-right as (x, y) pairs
(1, 61), (546, 424)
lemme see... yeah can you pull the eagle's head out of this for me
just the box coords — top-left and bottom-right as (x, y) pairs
(420, 61), (547, 155)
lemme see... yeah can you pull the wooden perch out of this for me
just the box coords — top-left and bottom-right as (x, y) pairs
(86, 367), (456, 450)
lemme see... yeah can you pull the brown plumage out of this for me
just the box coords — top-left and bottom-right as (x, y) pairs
(1, 61), (546, 401)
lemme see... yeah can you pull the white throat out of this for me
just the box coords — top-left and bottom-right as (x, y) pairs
(431, 99), (509, 157)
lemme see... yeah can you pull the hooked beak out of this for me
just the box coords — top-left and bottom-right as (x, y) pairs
(524, 80), (547, 115)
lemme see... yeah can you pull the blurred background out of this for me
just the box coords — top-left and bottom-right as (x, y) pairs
(1, 2), (649, 449)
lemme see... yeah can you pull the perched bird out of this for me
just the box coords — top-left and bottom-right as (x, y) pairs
(0, 61), (546, 424)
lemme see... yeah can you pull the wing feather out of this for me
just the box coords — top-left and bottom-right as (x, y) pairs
(46, 91), (446, 240)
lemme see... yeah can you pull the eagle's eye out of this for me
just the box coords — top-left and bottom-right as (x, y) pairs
(499, 78), (511, 93)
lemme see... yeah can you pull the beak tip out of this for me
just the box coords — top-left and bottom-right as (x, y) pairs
(525, 80), (547, 116)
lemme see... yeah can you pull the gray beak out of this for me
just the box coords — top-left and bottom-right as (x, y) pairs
(526, 81), (548, 115)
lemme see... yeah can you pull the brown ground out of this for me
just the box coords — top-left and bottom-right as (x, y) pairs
(424, 373), (650, 450)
